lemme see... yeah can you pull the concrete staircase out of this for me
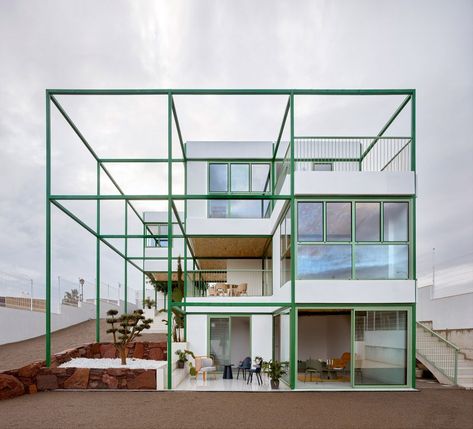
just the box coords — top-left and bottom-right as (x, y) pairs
(417, 322), (473, 389)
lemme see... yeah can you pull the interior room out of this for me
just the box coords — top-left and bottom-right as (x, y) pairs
(297, 309), (352, 389)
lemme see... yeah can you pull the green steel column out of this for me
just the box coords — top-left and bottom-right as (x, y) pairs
(289, 92), (297, 390)
(96, 162), (101, 342)
(124, 201), (128, 313)
(167, 92), (173, 389)
(142, 223), (146, 306)
(45, 91), (52, 366)
(183, 145), (187, 341)
(411, 91), (417, 389)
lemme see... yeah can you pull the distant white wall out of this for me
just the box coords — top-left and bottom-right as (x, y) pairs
(417, 285), (473, 330)
(280, 313), (291, 363)
(251, 315), (273, 361)
(227, 259), (263, 296)
(0, 300), (137, 345)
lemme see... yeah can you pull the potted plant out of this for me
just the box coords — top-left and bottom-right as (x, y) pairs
(263, 359), (287, 389)
(175, 349), (195, 369)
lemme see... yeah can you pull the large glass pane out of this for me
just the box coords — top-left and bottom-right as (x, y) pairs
(384, 202), (408, 242)
(231, 164), (249, 192)
(298, 202), (323, 241)
(251, 164), (270, 192)
(356, 202), (380, 241)
(327, 202), (352, 241)
(230, 200), (262, 218)
(274, 313), (291, 384)
(297, 245), (352, 279)
(209, 164), (228, 192)
(355, 245), (408, 279)
(355, 310), (407, 385)
(209, 317), (230, 370)
(208, 200), (228, 218)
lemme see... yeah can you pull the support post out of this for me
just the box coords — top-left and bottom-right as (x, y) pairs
(167, 91), (173, 389)
(289, 92), (297, 390)
(124, 201), (128, 313)
(45, 91), (52, 366)
(96, 161), (101, 342)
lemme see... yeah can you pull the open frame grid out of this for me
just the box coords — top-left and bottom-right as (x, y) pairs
(45, 88), (416, 390)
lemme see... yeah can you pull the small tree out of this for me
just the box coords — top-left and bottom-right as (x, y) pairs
(63, 289), (80, 305)
(106, 309), (153, 365)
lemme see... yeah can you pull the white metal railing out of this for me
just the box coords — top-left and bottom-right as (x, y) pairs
(416, 321), (459, 384)
(186, 269), (273, 297)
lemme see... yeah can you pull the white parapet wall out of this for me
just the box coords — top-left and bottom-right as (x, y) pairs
(0, 300), (137, 345)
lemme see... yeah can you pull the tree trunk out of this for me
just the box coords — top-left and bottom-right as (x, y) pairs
(119, 347), (127, 365)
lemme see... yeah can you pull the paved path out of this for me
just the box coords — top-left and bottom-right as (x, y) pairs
(0, 319), (166, 371)
(0, 384), (472, 429)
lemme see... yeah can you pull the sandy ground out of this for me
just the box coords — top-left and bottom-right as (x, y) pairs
(0, 319), (166, 371)
(0, 383), (472, 429)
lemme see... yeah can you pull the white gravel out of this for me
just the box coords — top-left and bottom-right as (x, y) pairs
(59, 358), (167, 369)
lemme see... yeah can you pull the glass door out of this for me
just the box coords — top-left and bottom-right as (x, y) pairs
(209, 317), (231, 370)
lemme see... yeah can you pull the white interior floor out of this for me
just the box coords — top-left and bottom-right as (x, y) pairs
(297, 381), (352, 389)
(176, 375), (290, 391)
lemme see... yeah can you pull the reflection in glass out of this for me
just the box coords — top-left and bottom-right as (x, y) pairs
(384, 202), (408, 242)
(208, 200), (228, 218)
(355, 310), (407, 385)
(355, 245), (408, 279)
(327, 202), (352, 241)
(209, 164), (228, 192)
(209, 318), (230, 370)
(298, 202), (323, 241)
(231, 164), (249, 192)
(274, 313), (291, 384)
(297, 245), (352, 279)
(251, 164), (271, 192)
(356, 202), (380, 241)
(230, 200), (262, 218)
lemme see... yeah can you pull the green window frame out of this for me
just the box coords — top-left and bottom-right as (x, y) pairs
(145, 223), (169, 248)
(296, 199), (411, 280)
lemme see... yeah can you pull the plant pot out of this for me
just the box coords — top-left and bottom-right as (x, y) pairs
(415, 368), (423, 378)
(270, 379), (280, 389)
(177, 360), (185, 369)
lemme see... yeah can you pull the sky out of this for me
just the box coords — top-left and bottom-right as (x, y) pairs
(0, 0), (472, 299)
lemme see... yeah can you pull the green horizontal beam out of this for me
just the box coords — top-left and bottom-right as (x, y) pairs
(48, 89), (415, 96)
(173, 302), (289, 307)
(100, 158), (185, 163)
(295, 136), (411, 140)
(50, 194), (291, 201)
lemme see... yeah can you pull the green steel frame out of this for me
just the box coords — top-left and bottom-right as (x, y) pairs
(45, 88), (416, 391)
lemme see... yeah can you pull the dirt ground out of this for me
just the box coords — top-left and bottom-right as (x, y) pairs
(0, 319), (166, 371)
(0, 384), (472, 429)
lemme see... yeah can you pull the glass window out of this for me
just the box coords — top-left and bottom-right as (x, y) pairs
(356, 202), (380, 241)
(313, 163), (333, 171)
(230, 200), (262, 218)
(209, 164), (228, 192)
(384, 202), (408, 242)
(230, 164), (249, 192)
(297, 245), (352, 279)
(209, 317), (230, 370)
(208, 200), (228, 218)
(355, 245), (408, 279)
(251, 164), (270, 192)
(146, 224), (168, 247)
(298, 202), (323, 241)
(327, 202), (352, 241)
(354, 310), (407, 385)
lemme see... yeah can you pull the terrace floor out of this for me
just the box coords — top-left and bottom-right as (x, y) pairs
(176, 374), (291, 391)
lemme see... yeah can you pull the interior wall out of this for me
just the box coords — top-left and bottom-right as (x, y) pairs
(251, 315), (273, 361)
(298, 314), (351, 362)
(227, 259), (262, 295)
(231, 317), (251, 364)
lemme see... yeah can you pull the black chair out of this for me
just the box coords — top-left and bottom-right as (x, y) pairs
(237, 356), (252, 380)
(247, 358), (263, 385)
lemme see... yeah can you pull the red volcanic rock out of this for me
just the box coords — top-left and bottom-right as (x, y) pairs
(148, 347), (164, 361)
(102, 373), (118, 389)
(127, 370), (156, 390)
(18, 362), (42, 379)
(64, 368), (90, 389)
(100, 344), (117, 358)
(36, 374), (58, 391)
(0, 374), (25, 400)
(133, 342), (145, 359)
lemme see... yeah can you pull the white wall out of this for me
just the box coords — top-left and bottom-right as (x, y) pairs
(298, 314), (351, 361)
(294, 171), (415, 196)
(251, 315), (273, 362)
(231, 317), (251, 363)
(417, 285), (473, 330)
(296, 280), (415, 304)
(0, 300), (137, 345)
(186, 314), (208, 356)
